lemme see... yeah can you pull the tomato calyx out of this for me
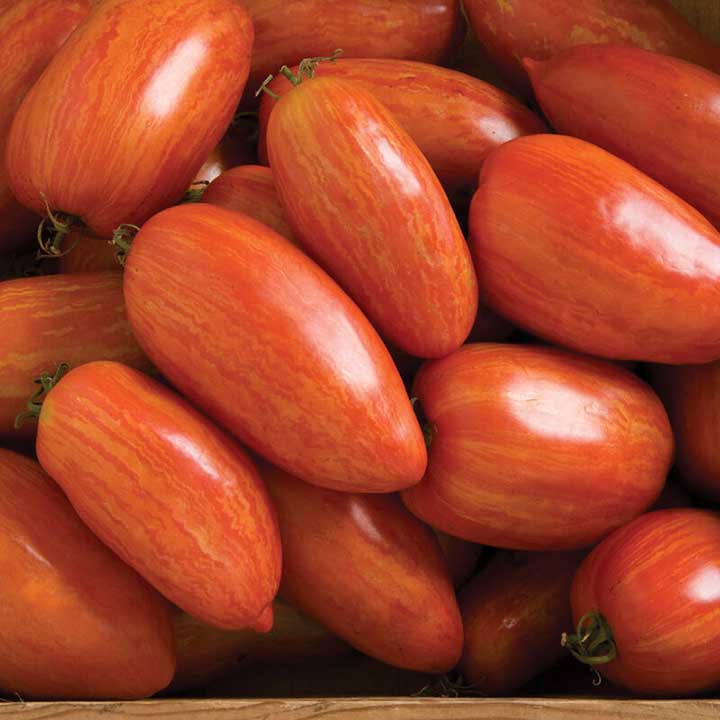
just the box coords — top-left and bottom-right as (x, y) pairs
(14, 362), (71, 429)
(411, 397), (437, 449)
(111, 224), (140, 267)
(36, 194), (83, 259)
(182, 181), (210, 204)
(561, 610), (617, 680)
(255, 49), (344, 100)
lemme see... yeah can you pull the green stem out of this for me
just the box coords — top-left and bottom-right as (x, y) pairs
(36, 194), (83, 258)
(255, 48), (344, 100)
(111, 224), (140, 267)
(410, 396), (436, 449)
(561, 611), (617, 667)
(14, 363), (71, 429)
(181, 181), (210, 204)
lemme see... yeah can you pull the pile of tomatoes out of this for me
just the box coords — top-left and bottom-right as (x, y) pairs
(2, 0), (720, 703)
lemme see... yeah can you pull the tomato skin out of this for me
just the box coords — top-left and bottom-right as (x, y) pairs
(463, 0), (720, 98)
(6, 0), (253, 237)
(571, 509), (720, 695)
(434, 531), (483, 589)
(459, 551), (581, 694)
(401, 344), (673, 550)
(0, 272), (150, 441)
(267, 77), (478, 359)
(58, 231), (118, 273)
(36, 361), (282, 630)
(124, 203), (426, 493)
(0, 448), (175, 699)
(257, 59), (545, 193)
(260, 463), (463, 673)
(0, 1), (92, 254)
(203, 165), (294, 241)
(469, 134), (720, 363)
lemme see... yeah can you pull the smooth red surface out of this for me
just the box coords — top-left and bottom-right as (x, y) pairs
(257, 58), (545, 193)
(459, 551), (581, 694)
(203, 165), (294, 241)
(260, 463), (463, 673)
(0, 0), (92, 254)
(267, 77), (478, 358)
(527, 44), (720, 229)
(244, 0), (465, 104)
(58, 232), (118, 273)
(463, 0), (720, 97)
(571, 509), (720, 695)
(650, 362), (720, 503)
(469, 134), (720, 363)
(0, 448), (175, 699)
(124, 203), (426, 493)
(6, 0), (252, 237)
(401, 344), (673, 550)
(36, 361), (282, 630)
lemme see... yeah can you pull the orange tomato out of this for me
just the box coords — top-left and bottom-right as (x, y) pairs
(57, 231), (118, 274)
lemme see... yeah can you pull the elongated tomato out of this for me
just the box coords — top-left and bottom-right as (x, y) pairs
(244, 0), (465, 105)
(257, 59), (545, 193)
(402, 344), (673, 550)
(463, 0), (720, 98)
(649, 362), (720, 503)
(470, 134), (720, 363)
(193, 128), (259, 185)
(203, 165), (293, 241)
(567, 509), (720, 695)
(0, 0), (92, 253)
(267, 77), (478, 358)
(0, 272), (150, 440)
(124, 203), (425, 493)
(434, 531), (483, 589)
(58, 231), (118, 273)
(260, 462), (463, 673)
(0, 448), (175, 699)
(526, 45), (720, 229)
(36, 361), (282, 630)
(459, 551), (582, 694)
(6, 0), (252, 237)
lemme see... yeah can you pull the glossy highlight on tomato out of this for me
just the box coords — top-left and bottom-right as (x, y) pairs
(569, 509), (720, 695)
(123, 203), (426, 493)
(469, 134), (720, 363)
(36, 361), (282, 630)
(260, 463), (463, 673)
(0, 448), (175, 699)
(6, 0), (253, 237)
(401, 344), (673, 550)
(267, 76), (478, 358)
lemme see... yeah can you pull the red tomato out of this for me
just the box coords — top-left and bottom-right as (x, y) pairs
(57, 231), (118, 273)
(6, 0), (252, 238)
(257, 58), (545, 193)
(463, 0), (720, 98)
(267, 76), (478, 358)
(567, 509), (720, 695)
(459, 551), (582, 694)
(244, 0), (465, 105)
(649, 362), (720, 502)
(527, 45), (720, 229)
(402, 344), (673, 550)
(36, 361), (282, 630)
(123, 203), (426, 493)
(203, 165), (294, 241)
(0, 0), (92, 254)
(0, 272), (151, 441)
(0, 448), (175, 699)
(260, 462), (463, 673)
(469, 134), (720, 363)
(434, 530), (483, 589)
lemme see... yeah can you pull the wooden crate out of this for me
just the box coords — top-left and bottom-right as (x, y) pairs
(2, 0), (719, 718)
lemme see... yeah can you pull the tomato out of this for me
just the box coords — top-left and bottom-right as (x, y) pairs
(469, 134), (720, 363)
(527, 46), (720, 230)
(402, 344), (672, 550)
(57, 231), (118, 273)
(259, 462), (463, 673)
(0, 1), (92, 254)
(459, 551), (581, 694)
(266, 76), (478, 358)
(35, 361), (282, 630)
(244, 0), (465, 105)
(463, 0), (720, 98)
(0, 272), (150, 441)
(434, 531), (483, 589)
(203, 165), (294, 241)
(0, 448), (175, 699)
(649, 362), (720, 502)
(6, 0), (252, 238)
(567, 509), (720, 695)
(257, 59), (545, 194)
(193, 127), (259, 186)
(124, 203), (426, 493)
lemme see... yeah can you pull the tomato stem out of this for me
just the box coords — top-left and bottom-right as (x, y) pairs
(256, 49), (344, 100)
(561, 610), (617, 672)
(36, 193), (82, 259)
(111, 224), (140, 267)
(411, 397), (436, 449)
(14, 363), (71, 429)
(181, 180), (210, 204)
